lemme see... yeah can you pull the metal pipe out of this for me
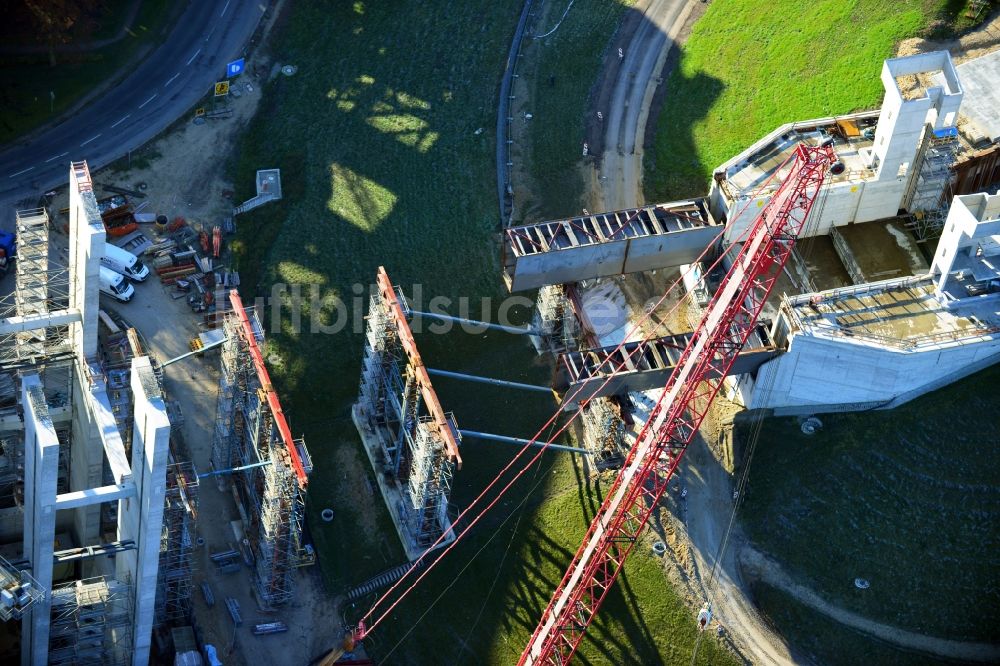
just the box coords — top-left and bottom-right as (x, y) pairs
(406, 309), (539, 336)
(160, 336), (227, 368)
(198, 459), (273, 479)
(427, 368), (553, 394)
(54, 540), (136, 563)
(458, 429), (590, 455)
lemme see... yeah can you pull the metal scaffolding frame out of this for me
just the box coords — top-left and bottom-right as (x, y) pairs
(0, 208), (73, 366)
(910, 132), (959, 213)
(532, 284), (579, 354)
(156, 461), (199, 626)
(354, 268), (461, 558)
(211, 293), (311, 606)
(48, 576), (133, 666)
(0, 555), (44, 621)
(579, 398), (627, 466)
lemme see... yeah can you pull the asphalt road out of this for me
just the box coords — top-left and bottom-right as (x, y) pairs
(598, 0), (693, 211)
(0, 0), (266, 213)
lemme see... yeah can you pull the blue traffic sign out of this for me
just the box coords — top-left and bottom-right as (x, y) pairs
(227, 58), (245, 78)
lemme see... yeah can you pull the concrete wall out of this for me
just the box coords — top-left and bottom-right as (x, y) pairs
(622, 228), (723, 274)
(931, 192), (1000, 289)
(116, 357), (169, 666)
(21, 375), (59, 666)
(70, 361), (106, 545)
(722, 176), (920, 245)
(510, 243), (626, 291)
(68, 163), (105, 359)
(505, 226), (721, 292)
(748, 331), (1000, 415)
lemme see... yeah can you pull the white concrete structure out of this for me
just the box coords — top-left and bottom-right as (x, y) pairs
(743, 195), (1000, 414)
(931, 191), (1000, 293)
(20, 375), (60, 665)
(711, 51), (963, 243)
(1, 161), (171, 665)
(116, 357), (170, 666)
(68, 161), (105, 357)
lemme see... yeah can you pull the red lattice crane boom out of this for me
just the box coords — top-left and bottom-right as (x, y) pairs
(519, 143), (835, 665)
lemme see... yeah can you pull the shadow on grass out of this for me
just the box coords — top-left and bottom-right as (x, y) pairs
(644, 61), (724, 202)
(231, 2), (735, 664)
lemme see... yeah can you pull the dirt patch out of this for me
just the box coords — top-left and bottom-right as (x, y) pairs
(97, 79), (267, 231)
(896, 9), (1000, 63)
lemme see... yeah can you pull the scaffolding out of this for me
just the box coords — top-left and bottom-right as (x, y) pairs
(909, 131), (959, 213)
(903, 207), (948, 245)
(211, 292), (311, 606)
(532, 284), (579, 354)
(354, 268), (461, 559)
(0, 555), (43, 621)
(0, 208), (73, 367)
(156, 461), (199, 626)
(48, 576), (133, 666)
(579, 398), (627, 468)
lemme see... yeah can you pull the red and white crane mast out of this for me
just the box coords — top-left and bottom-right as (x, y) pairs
(519, 142), (835, 665)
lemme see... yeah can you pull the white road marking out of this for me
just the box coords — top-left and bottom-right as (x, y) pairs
(221, 0), (231, 17)
(45, 152), (69, 164)
(9, 167), (34, 178)
(139, 94), (157, 109)
(186, 48), (201, 66)
(164, 73), (180, 87)
(111, 114), (131, 128)
(80, 134), (101, 146)
(206, 25), (217, 41)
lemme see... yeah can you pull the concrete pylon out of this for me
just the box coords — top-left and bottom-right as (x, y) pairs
(115, 356), (170, 666)
(67, 161), (105, 359)
(21, 374), (60, 666)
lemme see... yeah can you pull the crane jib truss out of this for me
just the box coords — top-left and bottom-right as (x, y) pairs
(519, 143), (835, 665)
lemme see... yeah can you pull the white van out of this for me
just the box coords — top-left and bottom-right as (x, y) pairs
(99, 266), (135, 302)
(101, 243), (149, 282)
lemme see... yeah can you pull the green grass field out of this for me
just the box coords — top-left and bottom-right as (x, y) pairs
(644, 0), (974, 201)
(521, 0), (635, 220)
(231, 1), (735, 662)
(0, 0), (176, 144)
(737, 362), (1000, 652)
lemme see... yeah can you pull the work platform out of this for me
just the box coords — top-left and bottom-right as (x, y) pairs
(784, 276), (1000, 349)
(502, 200), (722, 292)
(559, 328), (777, 408)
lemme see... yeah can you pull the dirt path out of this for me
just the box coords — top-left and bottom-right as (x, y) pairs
(677, 413), (799, 666)
(586, 0), (696, 212)
(741, 547), (1000, 663)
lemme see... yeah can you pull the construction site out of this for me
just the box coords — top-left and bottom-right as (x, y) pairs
(0, 1), (998, 664)
(343, 47), (1000, 664)
(0, 160), (316, 664)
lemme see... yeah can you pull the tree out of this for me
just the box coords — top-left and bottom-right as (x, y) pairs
(22, 0), (99, 66)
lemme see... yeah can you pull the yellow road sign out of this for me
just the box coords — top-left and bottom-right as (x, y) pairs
(195, 107), (206, 117)
(214, 81), (230, 97)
